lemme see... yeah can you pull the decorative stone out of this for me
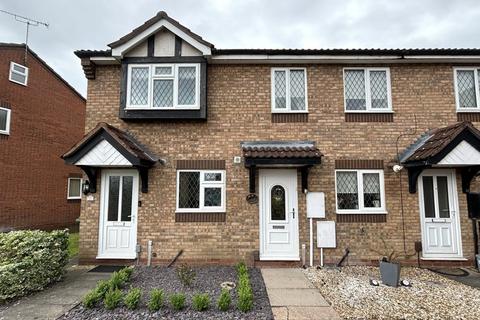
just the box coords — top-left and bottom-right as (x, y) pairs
(220, 281), (236, 291)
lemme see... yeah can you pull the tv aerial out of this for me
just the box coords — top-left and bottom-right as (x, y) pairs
(0, 9), (49, 65)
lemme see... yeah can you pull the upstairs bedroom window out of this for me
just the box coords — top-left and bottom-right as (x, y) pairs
(271, 68), (308, 112)
(176, 170), (226, 213)
(0, 107), (11, 135)
(335, 169), (386, 214)
(9, 62), (29, 86)
(454, 68), (480, 111)
(127, 64), (200, 109)
(343, 68), (392, 112)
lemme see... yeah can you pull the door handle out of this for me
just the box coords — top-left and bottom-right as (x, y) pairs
(291, 208), (295, 219)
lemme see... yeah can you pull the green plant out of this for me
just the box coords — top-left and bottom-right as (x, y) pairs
(170, 292), (186, 311)
(119, 267), (134, 282)
(124, 287), (142, 310)
(217, 288), (231, 311)
(82, 289), (101, 308)
(0, 229), (69, 301)
(109, 269), (130, 290)
(104, 288), (123, 310)
(148, 288), (165, 312)
(370, 236), (416, 263)
(236, 261), (248, 276)
(176, 264), (196, 288)
(237, 285), (253, 312)
(192, 292), (210, 311)
(95, 280), (111, 298)
(236, 265), (253, 312)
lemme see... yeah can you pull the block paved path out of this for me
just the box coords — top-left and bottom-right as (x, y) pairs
(261, 268), (340, 320)
(0, 265), (111, 320)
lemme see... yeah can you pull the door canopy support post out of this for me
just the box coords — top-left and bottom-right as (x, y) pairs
(407, 166), (426, 194)
(460, 166), (480, 193)
(249, 166), (256, 193)
(79, 166), (98, 193)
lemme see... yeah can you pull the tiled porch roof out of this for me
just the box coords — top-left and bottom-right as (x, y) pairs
(241, 141), (323, 159)
(400, 121), (480, 164)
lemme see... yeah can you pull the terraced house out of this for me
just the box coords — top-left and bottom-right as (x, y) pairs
(65, 11), (480, 267)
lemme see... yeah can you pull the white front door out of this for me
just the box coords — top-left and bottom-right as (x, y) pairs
(418, 169), (462, 259)
(98, 169), (139, 259)
(259, 169), (299, 260)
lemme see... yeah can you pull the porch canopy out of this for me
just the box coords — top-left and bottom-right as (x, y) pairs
(241, 141), (323, 193)
(62, 122), (160, 193)
(400, 121), (480, 193)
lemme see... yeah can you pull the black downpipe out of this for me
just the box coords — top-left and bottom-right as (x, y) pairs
(474, 220), (479, 270)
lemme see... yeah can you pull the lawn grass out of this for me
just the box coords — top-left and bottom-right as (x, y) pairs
(68, 232), (79, 258)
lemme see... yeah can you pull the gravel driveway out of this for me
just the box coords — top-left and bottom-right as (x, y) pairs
(304, 266), (480, 320)
(61, 266), (273, 320)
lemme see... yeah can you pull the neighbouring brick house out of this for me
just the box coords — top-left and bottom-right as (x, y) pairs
(65, 11), (480, 266)
(0, 43), (86, 230)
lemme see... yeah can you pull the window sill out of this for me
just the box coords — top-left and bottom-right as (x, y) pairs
(271, 110), (309, 114)
(125, 107), (201, 111)
(344, 110), (394, 114)
(336, 211), (388, 215)
(175, 210), (226, 214)
(67, 197), (82, 200)
(456, 109), (480, 113)
(0, 132), (10, 136)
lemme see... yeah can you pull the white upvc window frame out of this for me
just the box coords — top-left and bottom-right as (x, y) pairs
(176, 169), (226, 213)
(335, 169), (387, 214)
(126, 63), (200, 110)
(0, 107), (11, 135)
(9, 61), (29, 86)
(67, 177), (82, 200)
(271, 67), (308, 113)
(453, 67), (480, 112)
(343, 67), (393, 113)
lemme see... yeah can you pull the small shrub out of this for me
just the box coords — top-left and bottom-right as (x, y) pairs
(170, 292), (186, 311)
(104, 288), (123, 310)
(237, 285), (253, 312)
(217, 289), (231, 311)
(148, 288), (165, 312)
(119, 267), (134, 282)
(236, 261), (248, 276)
(82, 289), (101, 308)
(95, 280), (111, 298)
(109, 271), (127, 289)
(192, 292), (210, 311)
(124, 287), (142, 310)
(176, 264), (196, 287)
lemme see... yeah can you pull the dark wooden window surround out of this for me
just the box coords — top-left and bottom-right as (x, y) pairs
(457, 113), (480, 122)
(345, 113), (394, 122)
(335, 159), (386, 222)
(175, 160), (226, 222)
(271, 113), (308, 123)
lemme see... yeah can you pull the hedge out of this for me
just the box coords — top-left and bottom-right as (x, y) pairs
(0, 229), (69, 301)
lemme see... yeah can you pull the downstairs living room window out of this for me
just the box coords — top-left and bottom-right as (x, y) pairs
(176, 170), (226, 212)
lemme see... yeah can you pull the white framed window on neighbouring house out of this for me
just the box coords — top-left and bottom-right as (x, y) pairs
(0, 107), (11, 135)
(176, 170), (226, 212)
(126, 63), (200, 110)
(343, 68), (392, 112)
(271, 68), (308, 112)
(454, 68), (480, 111)
(9, 62), (29, 86)
(335, 169), (386, 214)
(67, 177), (82, 200)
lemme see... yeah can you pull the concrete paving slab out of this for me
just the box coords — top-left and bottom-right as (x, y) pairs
(0, 265), (112, 320)
(261, 268), (314, 289)
(288, 306), (341, 319)
(272, 306), (288, 320)
(267, 288), (329, 307)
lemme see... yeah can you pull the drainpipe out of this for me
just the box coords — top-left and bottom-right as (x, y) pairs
(147, 240), (153, 266)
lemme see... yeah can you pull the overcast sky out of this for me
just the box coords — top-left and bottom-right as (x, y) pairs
(2, 0), (480, 97)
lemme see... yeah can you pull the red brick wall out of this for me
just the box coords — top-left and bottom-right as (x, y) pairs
(0, 46), (86, 230)
(79, 63), (477, 266)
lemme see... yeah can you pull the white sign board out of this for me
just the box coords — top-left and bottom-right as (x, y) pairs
(306, 192), (325, 218)
(317, 221), (336, 248)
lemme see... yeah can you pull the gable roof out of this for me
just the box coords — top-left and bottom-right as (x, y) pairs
(62, 122), (159, 166)
(107, 11), (213, 58)
(1, 43), (85, 101)
(108, 11), (213, 49)
(400, 121), (480, 165)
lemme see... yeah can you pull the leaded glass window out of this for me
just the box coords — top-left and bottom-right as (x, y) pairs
(455, 69), (479, 109)
(177, 170), (225, 212)
(271, 185), (286, 220)
(344, 68), (391, 111)
(336, 170), (386, 213)
(272, 68), (307, 112)
(127, 64), (199, 109)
